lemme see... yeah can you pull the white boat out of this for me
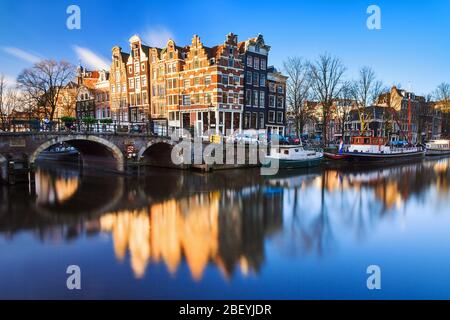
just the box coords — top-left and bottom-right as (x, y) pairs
(426, 140), (450, 156)
(342, 136), (425, 161)
(263, 145), (323, 169)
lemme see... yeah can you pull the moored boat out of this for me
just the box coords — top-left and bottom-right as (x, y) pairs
(425, 140), (450, 156)
(263, 145), (323, 169)
(324, 152), (349, 160)
(341, 136), (425, 161)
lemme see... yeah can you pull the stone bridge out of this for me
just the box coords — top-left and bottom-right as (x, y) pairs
(0, 132), (181, 182)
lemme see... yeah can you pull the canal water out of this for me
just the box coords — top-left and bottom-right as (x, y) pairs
(1, 157), (450, 299)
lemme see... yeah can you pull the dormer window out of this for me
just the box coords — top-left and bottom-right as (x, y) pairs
(255, 45), (260, 53)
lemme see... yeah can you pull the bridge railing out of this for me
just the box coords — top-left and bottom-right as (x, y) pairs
(0, 118), (169, 137)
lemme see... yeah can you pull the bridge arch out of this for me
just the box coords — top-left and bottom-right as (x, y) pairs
(0, 153), (7, 183)
(30, 135), (125, 172)
(138, 139), (182, 168)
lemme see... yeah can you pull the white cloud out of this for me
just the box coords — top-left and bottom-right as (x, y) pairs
(2, 47), (41, 64)
(73, 46), (110, 70)
(142, 26), (174, 48)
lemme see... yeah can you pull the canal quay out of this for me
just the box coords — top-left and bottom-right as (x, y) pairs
(1, 153), (450, 299)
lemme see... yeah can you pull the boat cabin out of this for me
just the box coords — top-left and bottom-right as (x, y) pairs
(348, 136), (391, 153)
(426, 140), (450, 150)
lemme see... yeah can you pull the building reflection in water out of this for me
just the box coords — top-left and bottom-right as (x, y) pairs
(99, 189), (283, 280)
(1, 158), (449, 282)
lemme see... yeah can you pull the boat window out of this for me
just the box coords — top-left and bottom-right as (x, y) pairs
(364, 138), (370, 144)
(295, 149), (299, 152)
(284, 150), (289, 155)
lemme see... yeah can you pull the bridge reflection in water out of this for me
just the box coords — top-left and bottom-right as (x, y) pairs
(1, 157), (450, 298)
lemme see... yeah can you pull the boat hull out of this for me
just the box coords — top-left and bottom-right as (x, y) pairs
(426, 149), (450, 156)
(341, 150), (425, 162)
(324, 152), (349, 160)
(263, 157), (323, 169)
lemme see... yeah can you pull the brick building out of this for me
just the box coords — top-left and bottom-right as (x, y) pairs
(266, 66), (287, 135)
(127, 35), (151, 123)
(238, 35), (269, 132)
(110, 46), (130, 124)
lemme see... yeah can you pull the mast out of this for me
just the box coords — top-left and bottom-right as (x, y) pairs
(408, 92), (412, 144)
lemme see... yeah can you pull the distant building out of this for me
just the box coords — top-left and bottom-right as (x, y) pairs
(377, 86), (441, 143)
(266, 66), (287, 135)
(75, 65), (99, 119)
(94, 70), (110, 120)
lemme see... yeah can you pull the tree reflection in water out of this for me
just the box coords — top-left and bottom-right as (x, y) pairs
(0, 158), (449, 282)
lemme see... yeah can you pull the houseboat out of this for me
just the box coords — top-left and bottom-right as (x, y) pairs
(341, 136), (425, 161)
(425, 140), (450, 156)
(263, 145), (323, 169)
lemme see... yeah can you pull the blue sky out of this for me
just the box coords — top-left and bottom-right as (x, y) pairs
(0, 0), (449, 95)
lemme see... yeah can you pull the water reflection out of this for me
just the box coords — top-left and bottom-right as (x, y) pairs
(1, 157), (450, 296)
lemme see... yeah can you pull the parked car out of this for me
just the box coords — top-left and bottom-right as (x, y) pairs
(287, 134), (301, 145)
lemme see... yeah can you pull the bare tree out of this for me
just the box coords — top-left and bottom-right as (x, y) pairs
(434, 83), (450, 138)
(0, 75), (20, 130)
(351, 67), (384, 133)
(335, 81), (354, 139)
(284, 57), (312, 137)
(309, 53), (346, 145)
(17, 60), (75, 121)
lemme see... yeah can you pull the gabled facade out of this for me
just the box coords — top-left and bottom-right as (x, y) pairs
(110, 46), (129, 124)
(239, 35), (270, 132)
(126, 35), (151, 123)
(266, 66), (287, 135)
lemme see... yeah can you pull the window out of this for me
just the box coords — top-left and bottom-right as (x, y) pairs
(136, 93), (141, 105)
(228, 58), (234, 68)
(253, 112), (258, 128)
(269, 111), (275, 123)
(135, 77), (141, 90)
(254, 57), (259, 70)
(194, 77), (200, 86)
(260, 74), (266, 87)
(246, 89), (251, 106)
(141, 75), (147, 87)
(277, 97), (284, 108)
(111, 85), (115, 93)
(134, 62), (139, 73)
(244, 112), (250, 128)
(184, 79), (190, 88)
(247, 56), (253, 67)
(222, 75), (229, 85)
(277, 85), (284, 94)
(122, 84), (126, 92)
(253, 72), (259, 86)
(142, 92), (148, 104)
(141, 63), (145, 72)
(269, 95), (275, 107)
(183, 95), (191, 106)
(229, 93), (237, 104)
(130, 93), (135, 106)
(222, 92), (228, 104)
(253, 91), (259, 107)
(234, 76), (240, 86)
(259, 92), (265, 108)
(260, 59), (266, 70)
(269, 83), (275, 92)
(259, 113), (265, 129)
(128, 66), (132, 74)
(205, 93), (212, 104)
(205, 76), (211, 86)
(277, 112), (284, 123)
(246, 71), (252, 85)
